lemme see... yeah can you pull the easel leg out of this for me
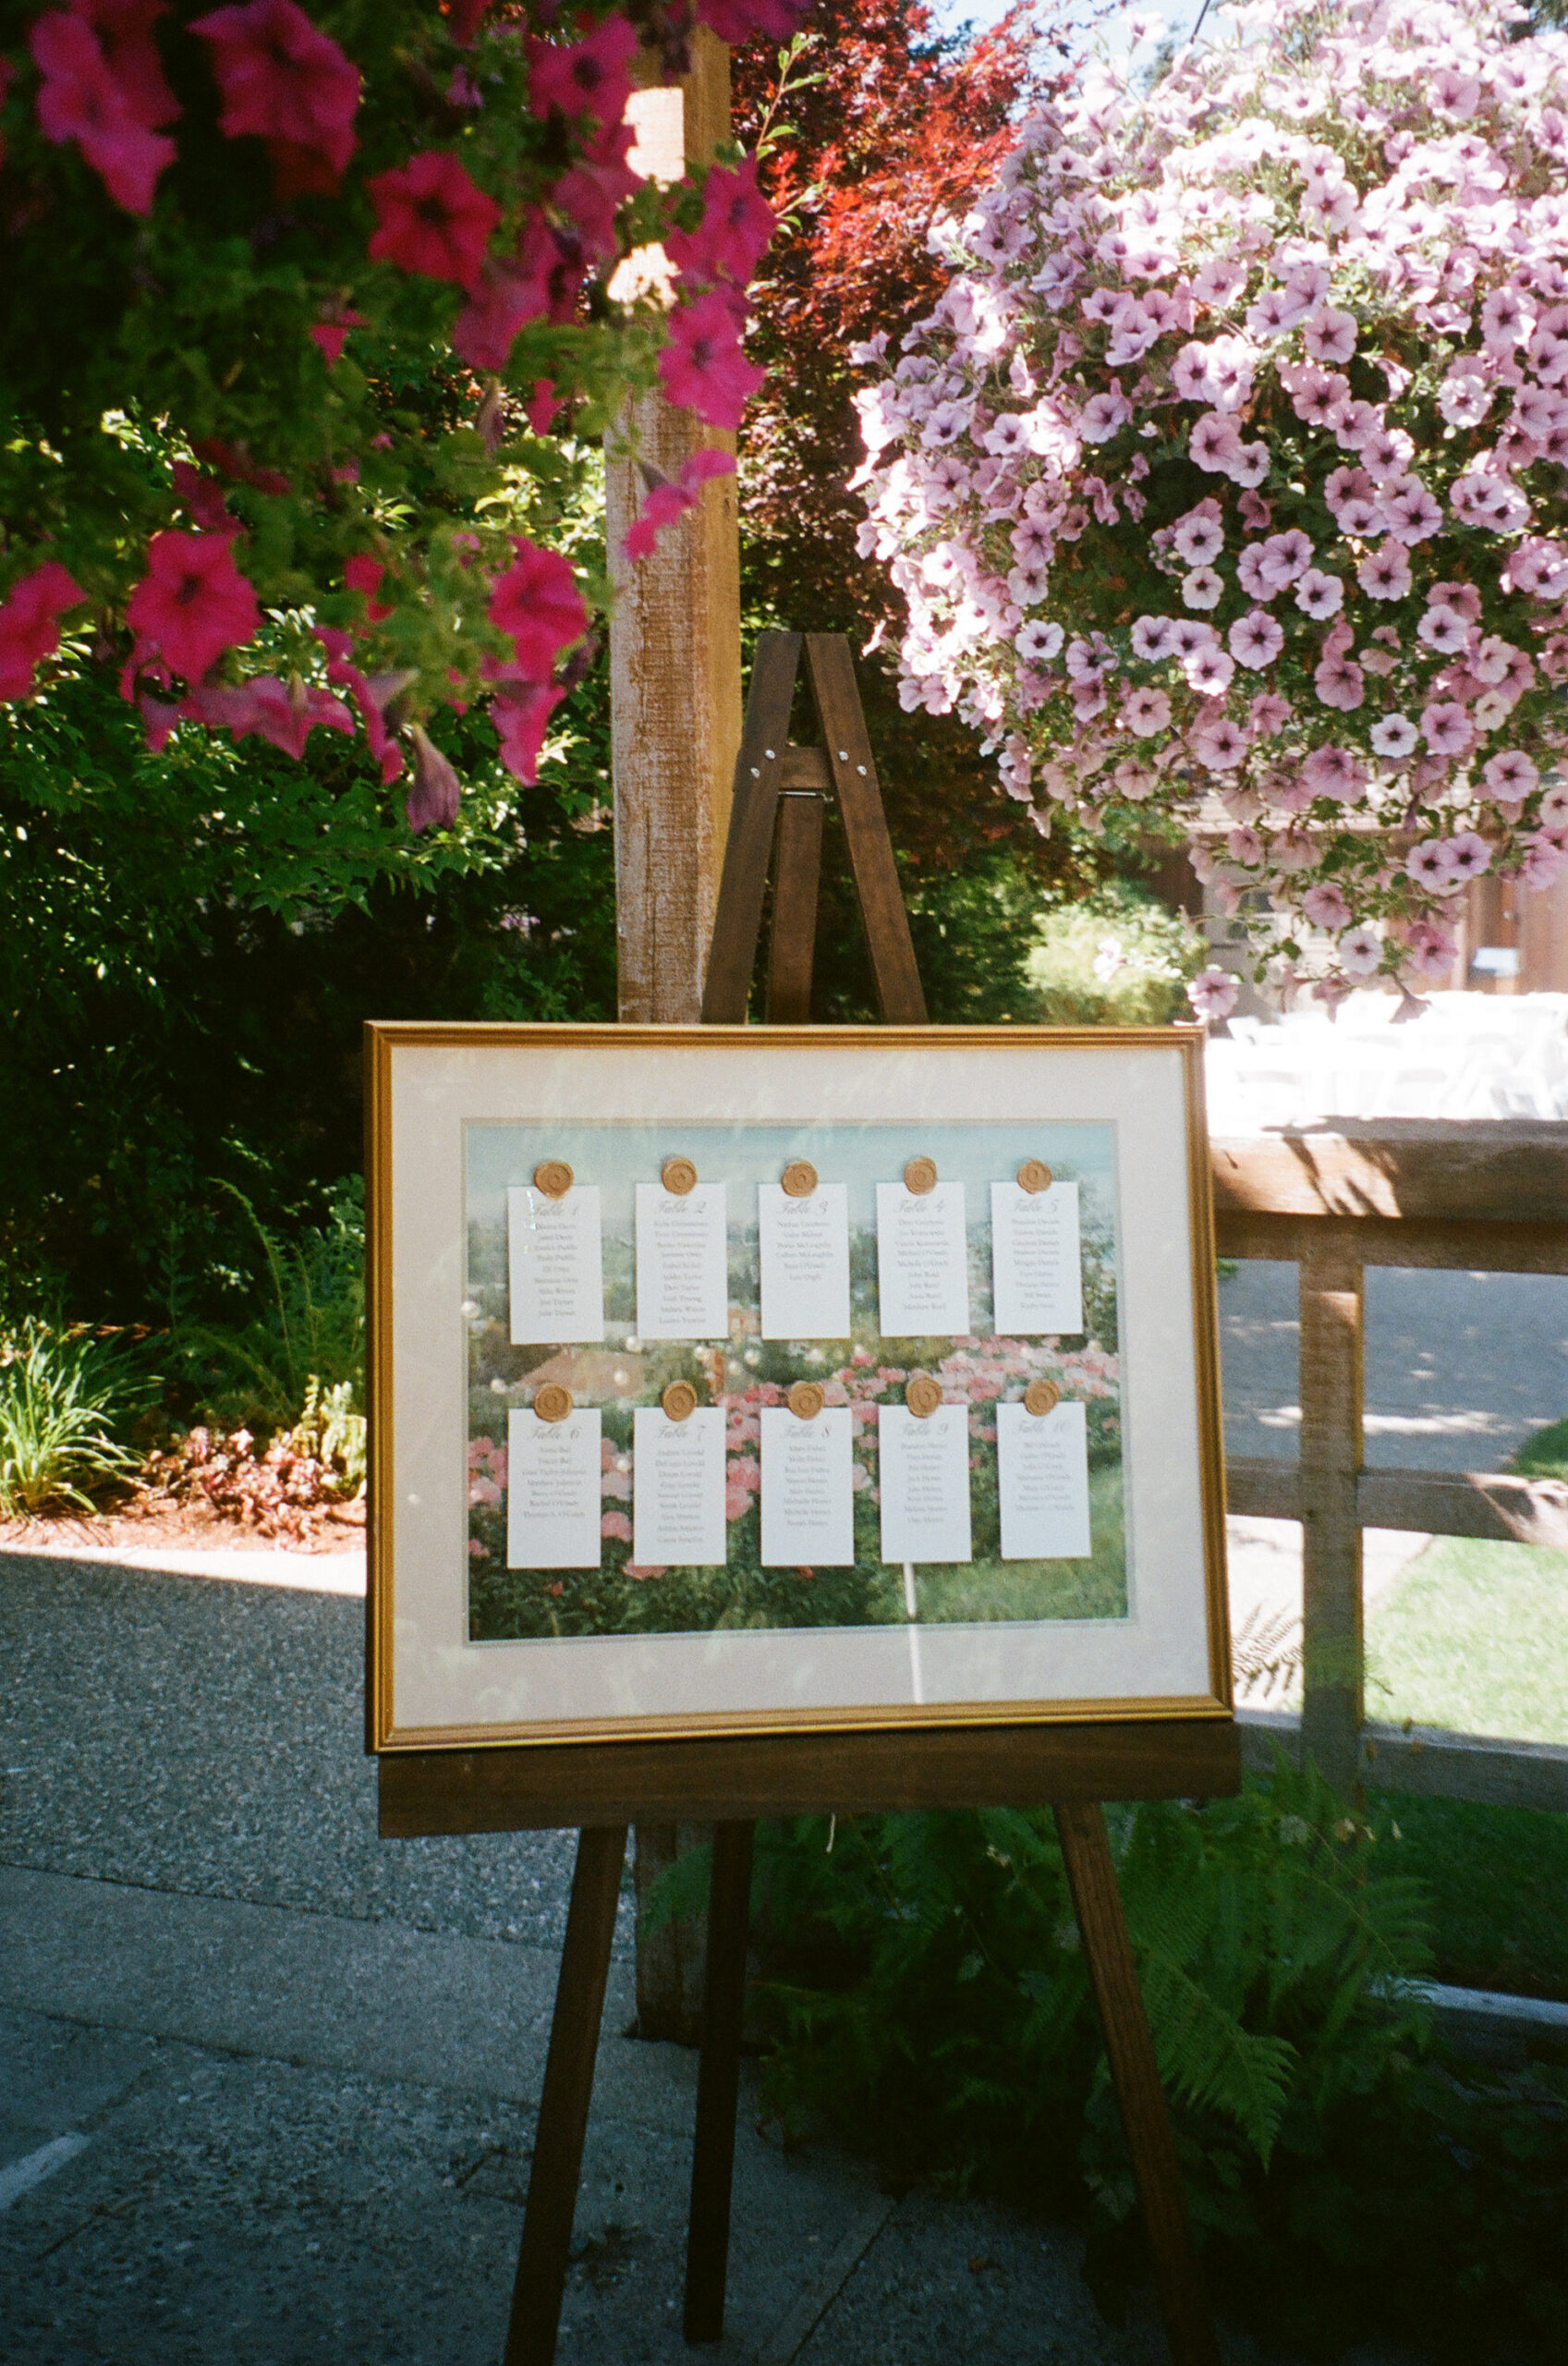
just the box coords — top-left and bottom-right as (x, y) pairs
(683, 1819), (756, 2343)
(1054, 1803), (1221, 2366)
(504, 1823), (629, 2366)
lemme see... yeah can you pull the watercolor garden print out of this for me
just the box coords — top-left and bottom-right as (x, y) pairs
(463, 1120), (1125, 1644)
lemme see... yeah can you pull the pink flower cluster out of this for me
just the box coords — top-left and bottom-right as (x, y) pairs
(854, 0), (1568, 995)
(5, 0), (783, 823)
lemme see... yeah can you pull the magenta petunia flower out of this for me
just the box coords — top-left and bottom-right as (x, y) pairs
(488, 539), (588, 681)
(405, 724), (462, 834)
(191, 0), (359, 181)
(666, 157), (777, 288)
(125, 531), (261, 682)
(0, 560), (85, 701)
(30, 9), (177, 213)
(622, 448), (735, 563)
(368, 151), (502, 287)
(657, 292), (766, 430)
(527, 18), (638, 125)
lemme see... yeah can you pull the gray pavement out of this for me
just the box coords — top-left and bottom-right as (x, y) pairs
(1, 1549), (1251, 2366)
(1220, 1262), (1568, 1470)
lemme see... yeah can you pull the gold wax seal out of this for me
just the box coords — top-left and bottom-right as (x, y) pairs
(1024, 1378), (1061, 1419)
(533, 1159), (574, 1199)
(905, 1374), (943, 1419)
(781, 1159), (818, 1199)
(903, 1155), (938, 1195)
(661, 1156), (698, 1196)
(662, 1380), (699, 1422)
(787, 1380), (825, 1421)
(533, 1383), (574, 1423)
(1017, 1159), (1053, 1195)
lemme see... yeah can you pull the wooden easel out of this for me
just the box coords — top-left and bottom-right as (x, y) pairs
(388, 630), (1230, 2366)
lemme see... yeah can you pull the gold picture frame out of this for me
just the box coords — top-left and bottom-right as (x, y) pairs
(366, 1022), (1231, 1758)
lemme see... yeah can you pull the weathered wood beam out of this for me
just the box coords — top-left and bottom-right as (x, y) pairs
(1226, 1457), (1568, 1549)
(1210, 1120), (1568, 1226)
(1237, 1706), (1568, 1814)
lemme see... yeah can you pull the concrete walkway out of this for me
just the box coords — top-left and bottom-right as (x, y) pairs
(3, 1546), (1300, 2366)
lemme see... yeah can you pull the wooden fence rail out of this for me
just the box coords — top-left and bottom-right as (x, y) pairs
(1210, 1118), (1568, 1815)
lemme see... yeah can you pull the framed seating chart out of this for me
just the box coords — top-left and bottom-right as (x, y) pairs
(366, 1023), (1229, 1753)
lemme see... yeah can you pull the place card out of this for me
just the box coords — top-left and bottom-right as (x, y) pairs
(991, 1178), (1083, 1336)
(505, 1404), (603, 1567)
(996, 1398), (1091, 1560)
(632, 1407), (726, 1567)
(760, 1405), (854, 1566)
(508, 1184), (604, 1345)
(876, 1180), (969, 1335)
(877, 1403), (972, 1565)
(758, 1181), (851, 1338)
(635, 1180), (728, 1339)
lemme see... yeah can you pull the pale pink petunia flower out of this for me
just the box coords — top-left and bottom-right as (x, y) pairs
(1182, 567), (1223, 610)
(1484, 750), (1538, 799)
(1130, 614), (1174, 661)
(1420, 701), (1473, 757)
(1295, 568), (1344, 620)
(1187, 966), (1240, 1020)
(1314, 655), (1364, 710)
(1406, 839), (1458, 891)
(1370, 713), (1417, 759)
(1341, 925), (1383, 976)
(1122, 687), (1172, 736)
(1249, 691), (1292, 737)
(1358, 545), (1412, 600)
(1305, 307), (1357, 365)
(1196, 719), (1248, 770)
(1230, 610), (1283, 666)
(1303, 882), (1353, 931)
(1185, 644), (1234, 695)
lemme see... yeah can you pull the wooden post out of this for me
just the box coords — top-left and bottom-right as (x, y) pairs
(1297, 1238), (1365, 1794)
(608, 30), (743, 1028)
(612, 32), (744, 2039)
(683, 1820), (756, 2342)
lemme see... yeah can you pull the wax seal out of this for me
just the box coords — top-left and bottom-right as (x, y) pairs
(781, 1159), (818, 1199)
(1017, 1159), (1053, 1195)
(661, 1156), (698, 1196)
(787, 1380), (825, 1420)
(903, 1155), (938, 1195)
(662, 1380), (699, 1422)
(534, 1383), (574, 1423)
(905, 1374), (942, 1419)
(1023, 1377), (1061, 1418)
(533, 1159), (574, 1199)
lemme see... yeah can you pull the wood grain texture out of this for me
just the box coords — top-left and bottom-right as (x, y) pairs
(765, 793), (823, 1023)
(1214, 1208), (1568, 1273)
(378, 1719), (1241, 1835)
(683, 1821), (755, 2343)
(1297, 1238), (1365, 1795)
(1230, 1456), (1568, 1549)
(803, 635), (928, 1024)
(1054, 1804), (1220, 2366)
(699, 630), (801, 1024)
(1236, 1707), (1568, 1814)
(1209, 1122), (1568, 1225)
(504, 1824), (627, 2366)
(607, 34), (740, 1029)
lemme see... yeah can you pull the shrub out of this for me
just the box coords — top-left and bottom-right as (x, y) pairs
(174, 1178), (364, 1433)
(0, 1321), (148, 1515)
(1022, 879), (1208, 1025)
(648, 1760), (1568, 2361)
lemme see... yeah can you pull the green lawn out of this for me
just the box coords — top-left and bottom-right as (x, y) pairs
(1364, 1534), (1568, 1746)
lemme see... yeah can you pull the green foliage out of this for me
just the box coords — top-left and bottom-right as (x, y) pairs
(646, 1765), (1568, 2359)
(175, 1179), (364, 1433)
(0, 628), (615, 1329)
(0, 1320), (148, 1514)
(1367, 1790), (1568, 2004)
(1022, 879), (1209, 1027)
(1511, 1411), (1568, 1480)
(283, 1374), (366, 1493)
